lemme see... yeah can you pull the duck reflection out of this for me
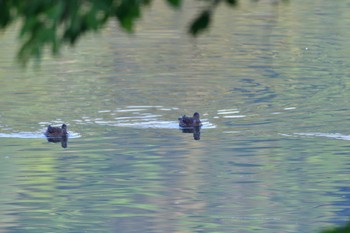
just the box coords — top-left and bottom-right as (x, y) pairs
(46, 135), (68, 148)
(180, 126), (201, 140)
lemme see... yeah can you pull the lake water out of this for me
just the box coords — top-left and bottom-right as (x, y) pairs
(1, 1), (350, 232)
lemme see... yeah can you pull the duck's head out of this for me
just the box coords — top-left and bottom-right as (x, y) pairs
(193, 112), (201, 125)
(61, 124), (67, 134)
(193, 112), (200, 120)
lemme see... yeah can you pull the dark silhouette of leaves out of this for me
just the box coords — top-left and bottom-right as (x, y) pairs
(225, 0), (237, 6)
(166, 0), (181, 8)
(189, 10), (211, 36)
(0, 0), (286, 65)
(320, 220), (350, 233)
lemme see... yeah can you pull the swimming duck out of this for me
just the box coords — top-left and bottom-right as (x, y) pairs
(178, 112), (202, 127)
(45, 124), (68, 137)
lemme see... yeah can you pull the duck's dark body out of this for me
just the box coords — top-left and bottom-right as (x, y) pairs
(178, 112), (202, 128)
(45, 124), (68, 137)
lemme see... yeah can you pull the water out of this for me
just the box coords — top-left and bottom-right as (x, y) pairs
(1, 1), (350, 232)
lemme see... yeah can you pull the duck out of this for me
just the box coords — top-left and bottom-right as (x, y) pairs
(178, 112), (202, 128)
(45, 124), (68, 137)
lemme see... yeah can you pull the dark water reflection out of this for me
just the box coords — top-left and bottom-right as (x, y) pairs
(1, 1), (350, 233)
(46, 135), (68, 148)
(180, 126), (201, 140)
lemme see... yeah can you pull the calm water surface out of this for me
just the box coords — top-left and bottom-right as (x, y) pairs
(1, 1), (350, 232)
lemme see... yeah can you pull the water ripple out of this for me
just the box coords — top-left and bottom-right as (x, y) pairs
(294, 132), (350, 141)
(96, 119), (215, 129)
(0, 131), (81, 139)
(217, 109), (245, 119)
(92, 106), (216, 129)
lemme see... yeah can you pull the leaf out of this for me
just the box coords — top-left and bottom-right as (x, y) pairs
(166, 0), (181, 8)
(189, 10), (211, 36)
(0, 0), (12, 28)
(115, 0), (141, 32)
(225, 0), (238, 6)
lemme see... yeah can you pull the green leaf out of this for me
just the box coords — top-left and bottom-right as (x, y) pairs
(189, 10), (211, 36)
(225, 0), (238, 6)
(320, 220), (350, 233)
(115, 0), (141, 32)
(0, 0), (12, 28)
(166, 0), (181, 8)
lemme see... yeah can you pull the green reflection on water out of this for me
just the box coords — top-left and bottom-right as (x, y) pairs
(1, 1), (350, 233)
